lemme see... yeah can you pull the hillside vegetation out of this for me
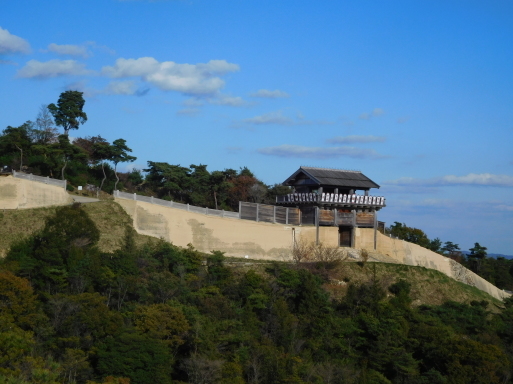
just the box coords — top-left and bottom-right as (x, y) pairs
(0, 200), (155, 257)
(2, 204), (513, 383)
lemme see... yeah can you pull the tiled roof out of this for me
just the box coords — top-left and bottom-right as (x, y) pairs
(283, 166), (380, 189)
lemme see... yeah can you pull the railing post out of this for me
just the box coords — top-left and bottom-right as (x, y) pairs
(286, 207), (289, 225)
(151, 196), (154, 204)
(273, 206), (276, 223)
(133, 193), (136, 200)
(187, 203), (190, 212)
(46, 176), (49, 184)
(64, 179), (67, 191)
(373, 209), (378, 250)
(256, 204), (259, 222)
(239, 201), (242, 219)
(333, 208), (337, 226)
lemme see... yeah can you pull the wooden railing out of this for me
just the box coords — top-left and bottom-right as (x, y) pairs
(276, 193), (385, 207)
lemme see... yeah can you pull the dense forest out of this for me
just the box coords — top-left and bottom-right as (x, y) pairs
(1, 204), (513, 384)
(0, 91), (289, 211)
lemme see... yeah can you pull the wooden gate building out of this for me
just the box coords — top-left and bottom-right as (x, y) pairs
(275, 166), (385, 247)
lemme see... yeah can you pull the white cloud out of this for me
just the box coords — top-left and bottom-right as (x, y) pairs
(389, 198), (513, 216)
(17, 59), (92, 78)
(209, 94), (246, 106)
(226, 146), (243, 154)
(372, 108), (384, 116)
(359, 108), (385, 120)
(385, 173), (513, 188)
(0, 27), (31, 54)
(327, 135), (386, 144)
(102, 57), (239, 95)
(250, 89), (289, 98)
(235, 110), (334, 127)
(182, 98), (204, 107)
(104, 80), (136, 95)
(182, 94), (247, 108)
(397, 116), (410, 124)
(257, 144), (387, 159)
(177, 108), (200, 116)
(496, 204), (513, 212)
(47, 43), (91, 58)
(240, 111), (294, 126)
(61, 80), (98, 98)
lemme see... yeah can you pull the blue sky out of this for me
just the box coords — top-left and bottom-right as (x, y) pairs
(2, 0), (513, 254)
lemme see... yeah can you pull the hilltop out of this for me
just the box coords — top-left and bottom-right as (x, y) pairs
(0, 199), (503, 308)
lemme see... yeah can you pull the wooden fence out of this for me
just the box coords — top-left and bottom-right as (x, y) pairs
(239, 202), (301, 225)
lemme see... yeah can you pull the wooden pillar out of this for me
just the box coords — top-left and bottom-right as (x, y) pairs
(352, 209), (357, 248)
(315, 206), (320, 245)
(373, 209), (377, 250)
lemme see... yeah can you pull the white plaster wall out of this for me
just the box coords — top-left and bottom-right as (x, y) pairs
(115, 198), (509, 301)
(0, 176), (72, 209)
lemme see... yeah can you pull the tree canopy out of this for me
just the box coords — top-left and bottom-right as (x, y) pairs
(48, 91), (88, 136)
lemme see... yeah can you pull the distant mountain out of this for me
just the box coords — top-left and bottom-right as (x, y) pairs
(461, 251), (513, 259)
(489, 253), (513, 259)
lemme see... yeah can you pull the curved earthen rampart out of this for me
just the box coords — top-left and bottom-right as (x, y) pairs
(115, 198), (510, 301)
(355, 228), (510, 300)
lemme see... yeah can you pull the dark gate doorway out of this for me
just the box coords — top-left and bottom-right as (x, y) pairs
(339, 226), (352, 247)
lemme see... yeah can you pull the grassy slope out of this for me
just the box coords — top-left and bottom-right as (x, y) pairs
(339, 262), (503, 309)
(226, 260), (503, 309)
(0, 201), (503, 308)
(0, 200), (155, 257)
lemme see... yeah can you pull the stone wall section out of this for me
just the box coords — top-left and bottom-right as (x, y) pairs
(0, 176), (72, 209)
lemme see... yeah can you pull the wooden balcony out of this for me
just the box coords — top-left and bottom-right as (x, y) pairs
(276, 192), (385, 208)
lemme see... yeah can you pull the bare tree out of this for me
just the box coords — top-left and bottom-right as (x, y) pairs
(292, 239), (348, 264)
(32, 104), (58, 144)
(249, 183), (267, 203)
(183, 354), (224, 384)
(291, 238), (314, 264)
